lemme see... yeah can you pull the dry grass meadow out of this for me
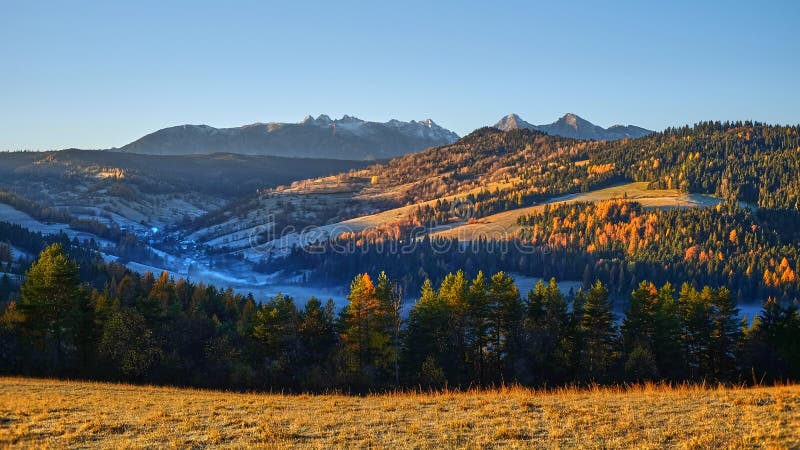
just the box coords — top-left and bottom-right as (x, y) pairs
(431, 182), (723, 241)
(1, 377), (798, 449)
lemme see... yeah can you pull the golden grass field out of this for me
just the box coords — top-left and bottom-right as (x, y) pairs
(1, 378), (798, 449)
(431, 182), (723, 241)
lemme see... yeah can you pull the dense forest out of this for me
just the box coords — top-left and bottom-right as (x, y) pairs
(1, 244), (798, 391)
(327, 122), (800, 224)
(254, 123), (800, 292)
(270, 200), (800, 302)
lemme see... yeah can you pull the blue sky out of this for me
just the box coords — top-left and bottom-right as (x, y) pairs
(1, 0), (798, 150)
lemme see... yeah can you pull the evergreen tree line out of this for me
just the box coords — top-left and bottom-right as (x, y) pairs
(2, 244), (798, 392)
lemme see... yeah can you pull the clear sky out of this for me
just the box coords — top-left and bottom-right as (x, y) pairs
(1, 0), (798, 150)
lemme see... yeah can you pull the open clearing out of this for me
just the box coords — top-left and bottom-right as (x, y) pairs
(260, 182), (721, 253)
(431, 182), (723, 241)
(196, 181), (722, 258)
(235, 180), (520, 258)
(1, 377), (798, 449)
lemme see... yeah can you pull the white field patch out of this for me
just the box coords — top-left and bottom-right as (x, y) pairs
(0, 203), (70, 235)
(0, 203), (114, 246)
(99, 196), (222, 230)
(9, 245), (32, 260)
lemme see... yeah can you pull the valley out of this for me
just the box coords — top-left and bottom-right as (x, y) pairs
(2, 3), (798, 448)
(2, 121), (799, 394)
(2, 122), (797, 304)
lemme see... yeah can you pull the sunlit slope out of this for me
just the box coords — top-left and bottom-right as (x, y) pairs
(269, 182), (720, 253)
(431, 182), (723, 241)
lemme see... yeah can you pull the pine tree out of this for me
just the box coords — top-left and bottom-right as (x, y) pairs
(19, 244), (86, 372)
(678, 283), (711, 379)
(652, 283), (683, 379)
(708, 286), (740, 379)
(252, 293), (300, 383)
(580, 280), (617, 380)
(341, 273), (395, 385)
(467, 271), (490, 385)
(297, 297), (337, 389)
(524, 278), (570, 384)
(743, 298), (800, 381)
(403, 279), (452, 384)
(375, 272), (402, 385)
(487, 271), (522, 382)
(622, 281), (671, 379)
(438, 270), (470, 384)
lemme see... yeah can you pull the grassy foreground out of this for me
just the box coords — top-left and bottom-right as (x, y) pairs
(1, 378), (798, 449)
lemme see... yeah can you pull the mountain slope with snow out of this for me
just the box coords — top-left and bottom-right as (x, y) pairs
(116, 115), (460, 160)
(494, 113), (652, 140)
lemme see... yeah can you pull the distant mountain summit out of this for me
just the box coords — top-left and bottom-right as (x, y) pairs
(493, 113), (536, 131)
(116, 115), (460, 160)
(494, 113), (652, 140)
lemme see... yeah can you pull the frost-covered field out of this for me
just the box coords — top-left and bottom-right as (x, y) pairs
(0, 203), (114, 246)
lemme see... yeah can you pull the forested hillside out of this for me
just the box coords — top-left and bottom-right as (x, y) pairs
(247, 123), (800, 301)
(1, 244), (798, 391)
(590, 122), (800, 208)
(380, 121), (800, 219)
(190, 122), (800, 264)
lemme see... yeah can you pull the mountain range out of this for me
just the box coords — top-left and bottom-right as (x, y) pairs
(115, 115), (460, 160)
(110, 113), (652, 160)
(494, 113), (652, 141)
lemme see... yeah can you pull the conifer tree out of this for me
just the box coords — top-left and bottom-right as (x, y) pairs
(580, 280), (617, 380)
(622, 281), (664, 379)
(296, 297), (337, 388)
(652, 283), (683, 378)
(19, 244), (86, 371)
(467, 271), (490, 385)
(341, 273), (395, 385)
(708, 286), (740, 379)
(678, 283), (711, 378)
(438, 270), (470, 383)
(252, 293), (300, 382)
(403, 279), (451, 384)
(375, 271), (402, 385)
(524, 278), (570, 383)
(487, 271), (522, 381)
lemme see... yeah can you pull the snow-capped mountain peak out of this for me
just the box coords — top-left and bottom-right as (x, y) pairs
(117, 115), (460, 160)
(315, 114), (333, 124)
(494, 113), (536, 131)
(560, 113), (580, 128)
(493, 113), (652, 141)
